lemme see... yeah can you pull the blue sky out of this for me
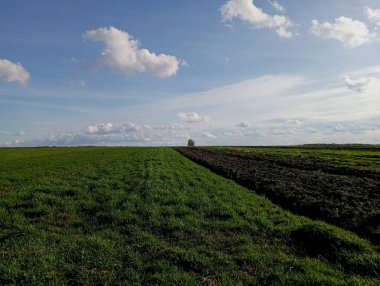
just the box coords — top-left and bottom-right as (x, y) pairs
(1, 0), (380, 146)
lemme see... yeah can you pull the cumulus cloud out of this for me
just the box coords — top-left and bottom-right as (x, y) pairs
(220, 0), (293, 38)
(0, 59), (30, 86)
(85, 123), (116, 134)
(43, 132), (150, 146)
(5, 120), (213, 147)
(22, 121), (151, 146)
(121, 122), (143, 132)
(202, 131), (217, 139)
(84, 26), (182, 77)
(310, 17), (373, 48)
(365, 6), (380, 26)
(84, 122), (147, 135)
(177, 112), (210, 123)
(276, 26), (293, 38)
(207, 116), (379, 145)
(268, 1), (285, 13)
(319, 122), (374, 135)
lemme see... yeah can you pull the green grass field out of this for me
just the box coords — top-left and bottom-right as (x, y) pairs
(0, 147), (379, 285)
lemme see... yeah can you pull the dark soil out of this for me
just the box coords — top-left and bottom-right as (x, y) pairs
(174, 147), (380, 244)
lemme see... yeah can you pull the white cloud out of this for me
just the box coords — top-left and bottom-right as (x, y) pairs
(40, 132), (150, 146)
(121, 122), (142, 132)
(343, 75), (380, 94)
(84, 26), (182, 77)
(125, 70), (380, 136)
(220, 0), (293, 38)
(268, 1), (285, 13)
(85, 122), (116, 134)
(177, 112), (210, 123)
(365, 6), (380, 26)
(20, 121), (152, 146)
(80, 80), (86, 88)
(0, 59), (30, 86)
(202, 131), (217, 139)
(236, 121), (250, 128)
(276, 26), (293, 38)
(207, 116), (380, 145)
(84, 122), (144, 135)
(313, 121), (376, 135)
(6, 119), (210, 147)
(310, 17), (373, 48)
(344, 76), (371, 92)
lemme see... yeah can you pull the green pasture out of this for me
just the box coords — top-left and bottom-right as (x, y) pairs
(0, 147), (379, 285)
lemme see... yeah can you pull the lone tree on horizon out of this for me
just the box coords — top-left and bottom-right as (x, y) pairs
(187, 139), (195, 147)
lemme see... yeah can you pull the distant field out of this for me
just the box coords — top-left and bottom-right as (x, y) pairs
(175, 146), (380, 244)
(0, 147), (379, 285)
(221, 145), (380, 171)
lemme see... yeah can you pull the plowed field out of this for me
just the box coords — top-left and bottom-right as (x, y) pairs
(174, 147), (380, 244)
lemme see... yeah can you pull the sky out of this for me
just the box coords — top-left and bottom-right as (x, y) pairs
(1, 0), (380, 146)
